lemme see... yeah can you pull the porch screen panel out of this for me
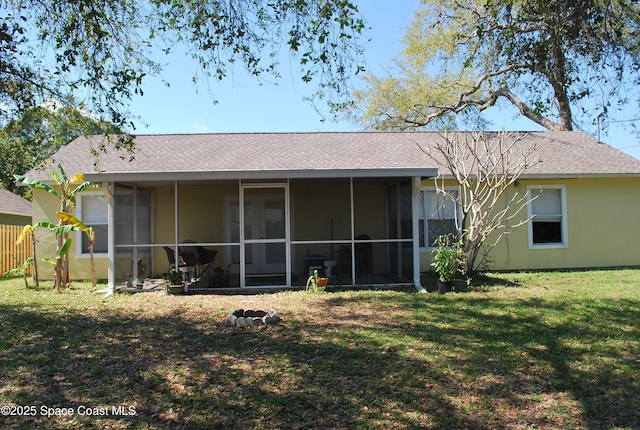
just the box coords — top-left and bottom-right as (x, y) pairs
(387, 181), (413, 277)
(115, 190), (133, 245)
(353, 180), (388, 240)
(354, 242), (412, 284)
(115, 187), (152, 246)
(292, 242), (351, 285)
(264, 199), (285, 266)
(135, 190), (152, 245)
(114, 186), (152, 283)
(291, 179), (351, 241)
(400, 181), (413, 239)
(229, 200), (253, 265)
(241, 187), (287, 276)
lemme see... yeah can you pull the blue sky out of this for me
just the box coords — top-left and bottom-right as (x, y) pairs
(127, 0), (640, 160)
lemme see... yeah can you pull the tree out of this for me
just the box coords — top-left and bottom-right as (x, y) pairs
(353, 0), (640, 134)
(0, 13), (48, 120)
(421, 131), (540, 277)
(15, 164), (94, 292)
(0, 104), (119, 197)
(1, 0), (365, 133)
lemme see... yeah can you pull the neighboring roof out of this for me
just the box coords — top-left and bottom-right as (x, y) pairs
(0, 188), (32, 217)
(26, 131), (640, 183)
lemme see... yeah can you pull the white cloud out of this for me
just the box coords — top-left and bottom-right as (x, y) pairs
(192, 123), (210, 133)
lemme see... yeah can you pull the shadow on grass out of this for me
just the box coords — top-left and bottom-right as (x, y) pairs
(0, 303), (478, 429)
(420, 271), (521, 293)
(0, 289), (638, 429)
(319, 292), (640, 430)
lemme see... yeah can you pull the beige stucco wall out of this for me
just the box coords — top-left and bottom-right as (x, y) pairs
(32, 187), (109, 281)
(420, 176), (640, 271)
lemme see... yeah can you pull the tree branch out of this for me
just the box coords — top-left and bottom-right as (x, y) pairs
(420, 131), (541, 275)
(497, 88), (567, 130)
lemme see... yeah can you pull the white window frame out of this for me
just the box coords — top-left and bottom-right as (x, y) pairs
(419, 187), (462, 251)
(527, 185), (568, 249)
(75, 191), (109, 258)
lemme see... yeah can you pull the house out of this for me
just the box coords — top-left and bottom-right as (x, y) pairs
(26, 131), (640, 293)
(0, 187), (32, 226)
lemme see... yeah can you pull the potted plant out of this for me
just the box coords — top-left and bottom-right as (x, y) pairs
(306, 269), (328, 292)
(135, 256), (146, 286)
(166, 269), (184, 295)
(430, 234), (464, 293)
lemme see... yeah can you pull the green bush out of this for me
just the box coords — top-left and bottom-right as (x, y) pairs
(430, 234), (464, 282)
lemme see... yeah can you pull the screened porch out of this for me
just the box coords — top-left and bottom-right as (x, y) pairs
(110, 176), (422, 291)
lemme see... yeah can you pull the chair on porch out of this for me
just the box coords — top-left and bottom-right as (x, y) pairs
(193, 246), (217, 279)
(163, 246), (193, 280)
(337, 234), (373, 277)
(163, 245), (217, 281)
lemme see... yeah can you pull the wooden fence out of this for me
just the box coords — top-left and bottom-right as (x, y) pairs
(1, 224), (32, 275)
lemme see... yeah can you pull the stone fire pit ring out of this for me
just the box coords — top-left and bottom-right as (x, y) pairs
(229, 309), (278, 327)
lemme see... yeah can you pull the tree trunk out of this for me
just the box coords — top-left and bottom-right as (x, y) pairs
(64, 247), (70, 289)
(55, 233), (63, 292)
(90, 242), (96, 291)
(549, 38), (573, 130)
(31, 231), (39, 289)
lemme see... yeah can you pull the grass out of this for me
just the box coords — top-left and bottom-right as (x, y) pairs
(0, 270), (639, 429)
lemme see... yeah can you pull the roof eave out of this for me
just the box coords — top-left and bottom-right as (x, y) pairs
(0, 210), (32, 217)
(84, 167), (439, 183)
(519, 173), (640, 179)
(433, 173), (640, 180)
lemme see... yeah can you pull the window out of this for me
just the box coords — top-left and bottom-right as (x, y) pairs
(528, 186), (567, 248)
(419, 188), (460, 249)
(76, 193), (108, 256)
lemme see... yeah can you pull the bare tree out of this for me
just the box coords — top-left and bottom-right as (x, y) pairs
(421, 131), (541, 277)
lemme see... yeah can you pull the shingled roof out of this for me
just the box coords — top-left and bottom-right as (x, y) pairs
(0, 188), (32, 217)
(28, 131), (640, 182)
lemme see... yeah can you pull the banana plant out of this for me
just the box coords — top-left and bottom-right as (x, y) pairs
(15, 163), (92, 213)
(56, 211), (97, 291)
(3, 257), (34, 288)
(15, 163), (95, 291)
(15, 222), (53, 289)
(42, 230), (73, 292)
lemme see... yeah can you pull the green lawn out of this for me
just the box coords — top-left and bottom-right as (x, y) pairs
(0, 270), (639, 429)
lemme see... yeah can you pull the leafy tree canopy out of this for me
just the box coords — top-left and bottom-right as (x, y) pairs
(0, 0), (365, 133)
(352, 0), (640, 133)
(0, 104), (119, 197)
